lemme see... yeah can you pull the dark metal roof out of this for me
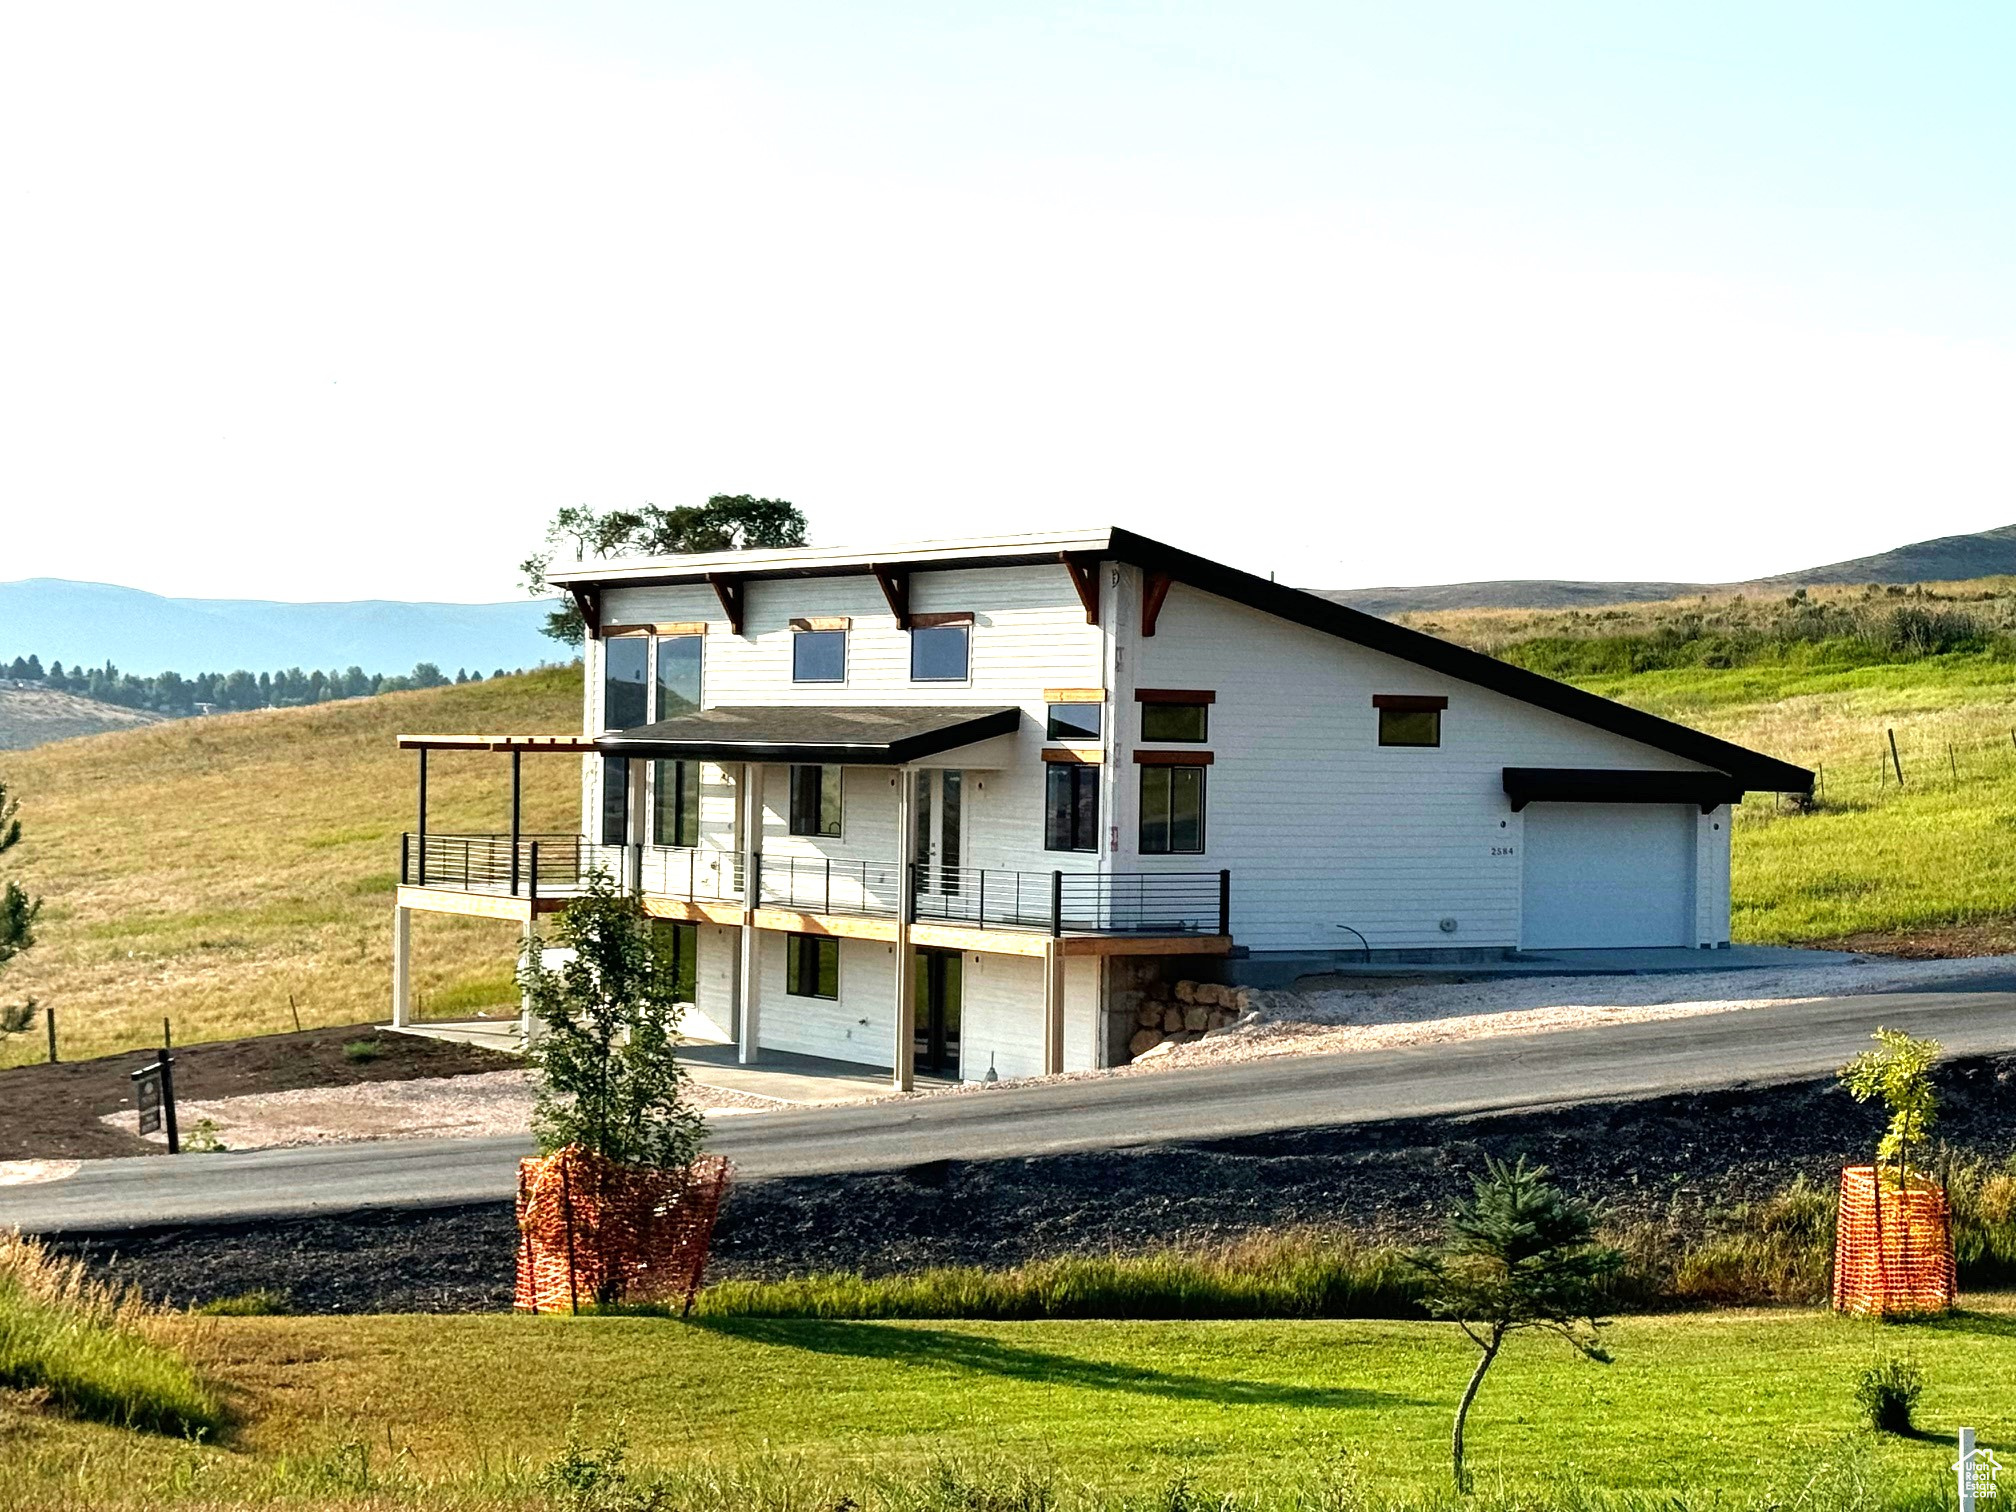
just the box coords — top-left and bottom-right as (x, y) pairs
(595, 705), (1023, 764)
(1502, 767), (1750, 813)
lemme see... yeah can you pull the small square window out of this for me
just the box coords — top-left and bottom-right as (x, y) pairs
(793, 629), (846, 683)
(789, 765), (842, 837)
(910, 624), (969, 681)
(1140, 701), (1208, 742)
(1377, 705), (1442, 747)
(786, 932), (839, 999)
(1047, 703), (1103, 741)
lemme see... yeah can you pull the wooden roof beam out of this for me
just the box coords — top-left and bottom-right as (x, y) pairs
(872, 564), (911, 630)
(1141, 570), (1173, 637)
(707, 572), (746, 636)
(1061, 552), (1101, 625)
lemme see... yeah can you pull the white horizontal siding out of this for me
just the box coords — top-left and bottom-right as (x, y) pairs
(754, 934), (899, 1067)
(686, 923), (736, 1043)
(1123, 576), (1722, 953)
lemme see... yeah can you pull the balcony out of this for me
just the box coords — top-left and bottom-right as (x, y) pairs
(398, 834), (1229, 939)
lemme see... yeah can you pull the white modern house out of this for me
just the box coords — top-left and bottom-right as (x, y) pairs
(390, 528), (1811, 1087)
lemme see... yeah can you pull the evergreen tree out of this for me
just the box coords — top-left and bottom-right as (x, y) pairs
(0, 778), (41, 1042)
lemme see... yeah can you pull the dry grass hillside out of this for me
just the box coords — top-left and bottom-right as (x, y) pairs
(0, 668), (581, 1068)
(0, 685), (163, 751)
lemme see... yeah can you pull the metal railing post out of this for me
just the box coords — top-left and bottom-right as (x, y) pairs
(400, 832), (410, 886)
(751, 851), (763, 909)
(825, 857), (833, 916)
(631, 841), (644, 898)
(1219, 870), (1232, 936)
(977, 868), (986, 929)
(529, 840), (540, 910)
(689, 846), (698, 901)
(1050, 870), (1064, 937)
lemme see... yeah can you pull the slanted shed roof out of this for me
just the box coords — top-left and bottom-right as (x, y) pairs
(597, 705), (1022, 764)
(552, 527), (1813, 794)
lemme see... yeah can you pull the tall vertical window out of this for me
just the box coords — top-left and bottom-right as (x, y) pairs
(1044, 761), (1100, 852)
(789, 765), (843, 837)
(653, 635), (703, 719)
(792, 629), (846, 683)
(652, 759), (700, 847)
(602, 637), (649, 730)
(600, 756), (631, 846)
(654, 919), (698, 1003)
(785, 932), (839, 998)
(1139, 765), (1207, 854)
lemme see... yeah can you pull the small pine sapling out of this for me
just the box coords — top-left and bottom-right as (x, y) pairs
(1409, 1157), (1623, 1494)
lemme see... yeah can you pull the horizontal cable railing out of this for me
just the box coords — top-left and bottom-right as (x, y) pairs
(754, 855), (902, 918)
(403, 833), (584, 897)
(912, 866), (1230, 936)
(402, 836), (1229, 937)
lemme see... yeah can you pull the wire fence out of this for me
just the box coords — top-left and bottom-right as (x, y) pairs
(1742, 718), (2016, 823)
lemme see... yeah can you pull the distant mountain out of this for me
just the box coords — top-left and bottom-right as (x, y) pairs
(1324, 523), (2016, 616)
(0, 579), (557, 676)
(0, 684), (163, 751)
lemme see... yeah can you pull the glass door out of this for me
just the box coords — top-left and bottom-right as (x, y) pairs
(912, 947), (963, 1077)
(912, 769), (966, 910)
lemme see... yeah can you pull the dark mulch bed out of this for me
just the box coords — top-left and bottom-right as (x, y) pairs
(50, 1054), (2016, 1313)
(0, 1025), (519, 1160)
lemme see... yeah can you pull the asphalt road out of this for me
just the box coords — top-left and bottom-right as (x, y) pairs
(6, 985), (2014, 1234)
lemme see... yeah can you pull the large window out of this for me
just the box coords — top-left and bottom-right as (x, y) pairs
(654, 635), (702, 718)
(910, 622), (970, 681)
(1139, 691), (1210, 743)
(1044, 761), (1100, 852)
(602, 637), (649, 730)
(1375, 695), (1446, 748)
(1139, 765), (1207, 855)
(600, 756), (630, 846)
(793, 629), (846, 683)
(789, 764), (843, 837)
(652, 759), (700, 847)
(1046, 702), (1102, 741)
(654, 919), (698, 1003)
(785, 932), (839, 999)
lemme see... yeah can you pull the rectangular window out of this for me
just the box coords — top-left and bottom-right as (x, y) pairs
(789, 764), (843, 837)
(602, 636), (649, 731)
(1044, 761), (1100, 852)
(654, 919), (698, 1003)
(909, 623), (970, 681)
(1138, 692), (1210, 742)
(1139, 765), (1206, 854)
(652, 759), (700, 847)
(600, 756), (630, 846)
(792, 629), (846, 683)
(1375, 695), (1446, 748)
(1046, 703), (1102, 741)
(785, 932), (839, 999)
(653, 635), (702, 719)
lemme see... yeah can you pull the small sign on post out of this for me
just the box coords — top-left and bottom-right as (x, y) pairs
(129, 1019), (180, 1154)
(1958, 1427), (2001, 1512)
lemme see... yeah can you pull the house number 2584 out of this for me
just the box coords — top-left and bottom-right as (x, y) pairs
(1490, 845), (1515, 857)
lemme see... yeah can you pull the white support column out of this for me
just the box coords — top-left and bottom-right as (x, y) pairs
(390, 906), (412, 1027)
(1042, 936), (1065, 1075)
(736, 761), (762, 1064)
(892, 765), (916, 1091)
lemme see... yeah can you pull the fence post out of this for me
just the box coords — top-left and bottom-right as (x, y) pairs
(1050, 870), (1064, 937)
(45, 1004), (56, 1065)
(1218, 869), (1232, 937)
(1888, 728), (1905, 787)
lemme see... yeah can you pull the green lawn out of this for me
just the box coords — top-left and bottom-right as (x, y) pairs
(7, 1302), (2012, 1509)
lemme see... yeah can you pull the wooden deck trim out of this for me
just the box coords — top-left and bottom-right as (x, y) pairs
(396, 886), (536, 923)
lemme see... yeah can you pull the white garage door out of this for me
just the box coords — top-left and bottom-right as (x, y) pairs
(1520, 803), (1696, 949)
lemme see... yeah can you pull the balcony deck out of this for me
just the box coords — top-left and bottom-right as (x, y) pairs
(396, 833), (1233, 958)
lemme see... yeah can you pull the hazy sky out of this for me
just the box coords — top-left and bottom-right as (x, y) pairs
(6, 2), (2013, 603)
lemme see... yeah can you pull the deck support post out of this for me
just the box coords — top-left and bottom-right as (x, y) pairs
(391, 906), (412, 1028)
(892, 766), (916, 1092)
(1042, 935), (1065, 1075)
(736, 762), (762, 1065)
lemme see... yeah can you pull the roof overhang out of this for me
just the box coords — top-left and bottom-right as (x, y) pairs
(595, 705), (1023, 765)
(398, 734), (600, 752)
(1503, 767), (1750, 813)
(546, 529), (1118, 589)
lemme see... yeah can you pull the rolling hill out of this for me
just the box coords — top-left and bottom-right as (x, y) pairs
(1327, 521), (2016, 616)
(0, 684), (164, 750)
(0, 578), (556, 676)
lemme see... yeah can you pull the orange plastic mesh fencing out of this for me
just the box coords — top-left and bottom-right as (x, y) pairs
(514, 1146), (732, 1315)
(1831, 1165), (1955, 1316)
